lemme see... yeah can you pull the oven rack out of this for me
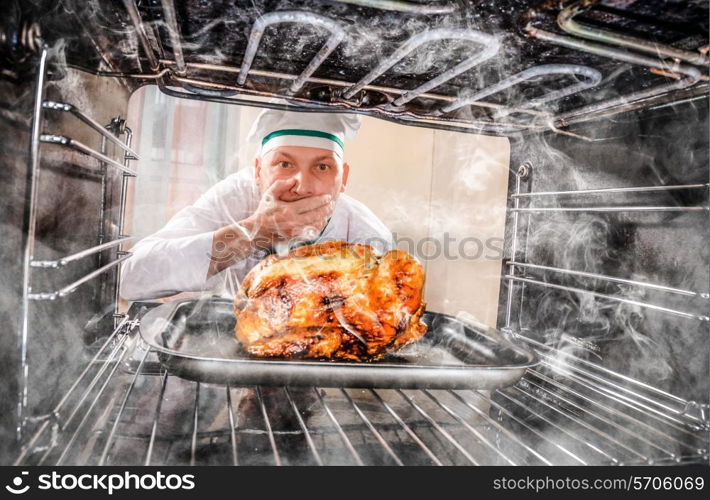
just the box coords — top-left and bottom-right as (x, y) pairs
(17, 48), (139, 440)
(13, 312), (709, 466)
(511, 332), (708, 428)
(96, 0), (708, 138)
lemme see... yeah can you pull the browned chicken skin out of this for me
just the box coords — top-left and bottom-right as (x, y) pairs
(234, 241), (428, 360)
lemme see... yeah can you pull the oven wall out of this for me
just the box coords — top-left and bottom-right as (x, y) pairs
(0, 67), (130, 462)
(498, 97), (710, 402)
(0, 74), (34, 463)
(346, 119), (511, 327)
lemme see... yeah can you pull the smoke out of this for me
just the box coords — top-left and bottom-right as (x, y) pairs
(4, 0), (708, 466)
(501, 83), (709, 464)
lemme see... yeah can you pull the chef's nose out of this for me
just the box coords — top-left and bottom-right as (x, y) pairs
(291, 169), (315, 196)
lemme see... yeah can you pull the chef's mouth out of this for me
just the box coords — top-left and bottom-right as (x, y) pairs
(279, 195), (308, 202)
(280, 194), (334, 202)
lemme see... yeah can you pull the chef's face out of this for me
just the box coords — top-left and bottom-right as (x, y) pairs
(254, 145), (349, 202)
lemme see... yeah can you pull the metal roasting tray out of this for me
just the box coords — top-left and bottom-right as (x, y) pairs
(139, 298), (538, 389)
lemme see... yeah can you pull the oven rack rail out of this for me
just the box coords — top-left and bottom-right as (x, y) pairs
(13, 316), (709, 466)
(504, 172), (710, 323)
(510, 332), (709, 428)
(91, 0), (709, 139)
(17, 48), (138, 440)
(500, 167), (710, 440)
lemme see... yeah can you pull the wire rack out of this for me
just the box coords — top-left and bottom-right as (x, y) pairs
(14, 313), (708, 466)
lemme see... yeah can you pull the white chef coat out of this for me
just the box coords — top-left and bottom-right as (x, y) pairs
(120, 167), (395, 301)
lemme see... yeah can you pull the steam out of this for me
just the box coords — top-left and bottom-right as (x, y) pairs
(5, 0), (707, 467)
(507, 87), (709, 414)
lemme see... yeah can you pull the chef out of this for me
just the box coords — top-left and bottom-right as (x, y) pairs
(120, 108), (395, 301)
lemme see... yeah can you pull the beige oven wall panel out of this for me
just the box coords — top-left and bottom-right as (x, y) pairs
(425, 131), (511, 328)
(342, 116), (435, 271)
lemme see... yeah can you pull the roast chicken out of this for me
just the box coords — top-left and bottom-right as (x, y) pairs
(234, 240), (427, 360)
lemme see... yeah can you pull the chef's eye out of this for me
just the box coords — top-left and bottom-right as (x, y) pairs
(315, 163), (331, 172)
(277, 161), (292, 169)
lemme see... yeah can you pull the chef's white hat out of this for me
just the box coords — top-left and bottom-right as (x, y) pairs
(247, 107), (361, 158)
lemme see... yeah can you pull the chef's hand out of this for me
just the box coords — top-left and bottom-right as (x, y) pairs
(207, 178), (335, 277)
(243, 178), (335, 246)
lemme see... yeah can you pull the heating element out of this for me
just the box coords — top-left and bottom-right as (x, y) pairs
(2, 0), (709, 466)
(11, 0), (708, 137)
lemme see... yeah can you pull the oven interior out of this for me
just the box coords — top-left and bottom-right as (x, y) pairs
(1, 0), (708, 465)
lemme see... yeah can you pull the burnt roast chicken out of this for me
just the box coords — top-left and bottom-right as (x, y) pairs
(234, 241), (427, 360)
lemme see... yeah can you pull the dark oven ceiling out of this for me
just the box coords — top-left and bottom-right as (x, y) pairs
(8, 0), (710, 136)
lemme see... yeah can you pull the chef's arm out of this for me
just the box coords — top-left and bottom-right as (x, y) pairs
(207, 218), (265, 278)
(208, 187), (335, 277)
(121, 180), (334, 299)
(120, 179), (239, 300)
(120, 230), (217, 300)
(121, 223), (263, 300)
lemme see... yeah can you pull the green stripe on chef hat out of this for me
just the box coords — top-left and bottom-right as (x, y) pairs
(248, 106), (361, 158)
(262, 129), (345, 149)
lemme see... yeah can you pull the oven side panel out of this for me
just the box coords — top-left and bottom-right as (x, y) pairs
(0, 67), (131, 462)
(0, 77), (34, 463)
(498, 98), (710, 403)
